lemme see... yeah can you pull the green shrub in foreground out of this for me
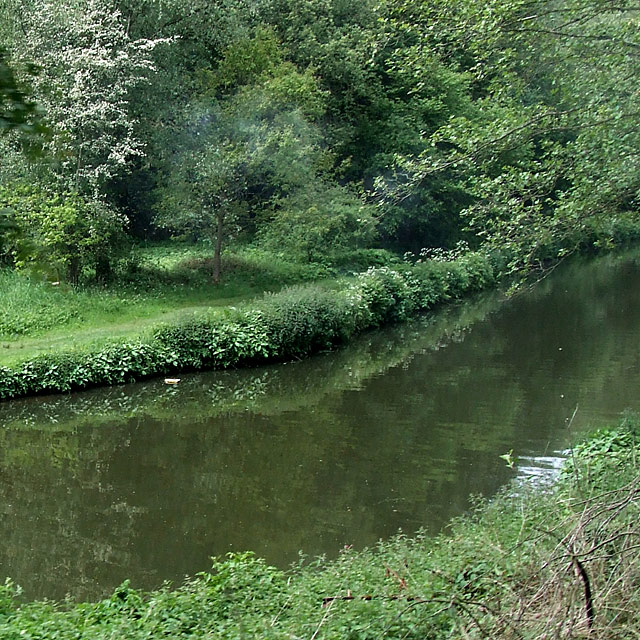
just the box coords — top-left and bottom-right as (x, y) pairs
(0, 252), (496, 400)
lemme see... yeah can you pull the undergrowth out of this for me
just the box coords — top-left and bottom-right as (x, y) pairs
(0, 245), (389, 347)
(0, 270), (129, 338)
(116, 244), (333, 293)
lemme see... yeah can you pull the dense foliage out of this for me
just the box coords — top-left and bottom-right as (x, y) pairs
(0, 250), (496, 399)
(0, 423), (637, 638)
(0, 0), (638, 283)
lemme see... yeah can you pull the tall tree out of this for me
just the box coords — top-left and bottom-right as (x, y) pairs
(6, 0), (170, 196)
(377, 0), (640, 269)
(156, 28), (340, 282)
(156, 90), (327, 282)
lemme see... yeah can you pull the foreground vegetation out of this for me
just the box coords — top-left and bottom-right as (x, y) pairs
(0, 422), (637, 639)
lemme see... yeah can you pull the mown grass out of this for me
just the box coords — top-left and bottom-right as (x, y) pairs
(0, 422), (638, 639)
(0, 244), (340, 364)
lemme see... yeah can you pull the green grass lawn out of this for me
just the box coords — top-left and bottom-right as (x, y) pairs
(0, 244), (331, 365)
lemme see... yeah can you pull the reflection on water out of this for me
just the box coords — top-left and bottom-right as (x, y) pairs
(2, 251), (640, 601)
(515, 455), (567, 484)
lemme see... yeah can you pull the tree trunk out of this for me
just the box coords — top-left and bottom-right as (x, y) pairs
(67, 255), (81, 287)
(95, 253), (112, 285)
(212, 211), (224, 285)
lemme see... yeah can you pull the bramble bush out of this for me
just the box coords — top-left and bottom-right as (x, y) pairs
(258, 285), (355, 358)
(154, 309), (272, 369)
(0, 342), (175, 398)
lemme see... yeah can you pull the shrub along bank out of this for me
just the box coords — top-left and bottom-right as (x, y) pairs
(0, 423), (637, 638)
(0, 252), (496, 400)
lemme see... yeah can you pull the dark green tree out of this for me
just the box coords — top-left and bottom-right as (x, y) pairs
(0, 47), (40, 137)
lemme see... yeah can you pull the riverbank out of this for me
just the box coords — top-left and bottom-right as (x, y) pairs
(2, 222), (640, 401)
(1, 423), (637, 638)
(0, 250), (496, 400)
(0, 244), (337, 364)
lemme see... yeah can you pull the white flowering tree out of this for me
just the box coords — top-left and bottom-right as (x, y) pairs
(0, 0), (173, 279)
(7, 0), (170, 196)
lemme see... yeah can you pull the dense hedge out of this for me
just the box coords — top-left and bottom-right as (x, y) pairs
(0, 252), (497, 400)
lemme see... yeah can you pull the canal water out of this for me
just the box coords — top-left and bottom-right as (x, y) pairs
(2, 251), (640, 601)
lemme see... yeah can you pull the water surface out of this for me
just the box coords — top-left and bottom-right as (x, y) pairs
(2, 251), (640, 600)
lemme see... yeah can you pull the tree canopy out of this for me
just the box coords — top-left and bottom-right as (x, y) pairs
(1, 0), (639, 281)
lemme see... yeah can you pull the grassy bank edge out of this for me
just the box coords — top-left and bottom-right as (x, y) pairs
(0, 251), (497, 400)
(1, 422), (637, 638)
(2, 223), (640, 400)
